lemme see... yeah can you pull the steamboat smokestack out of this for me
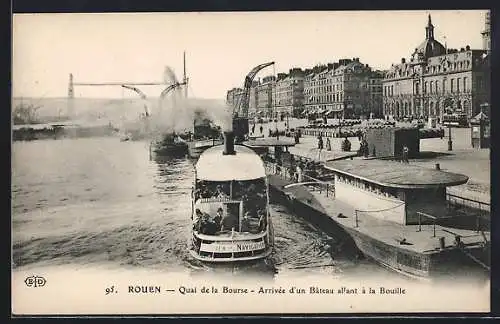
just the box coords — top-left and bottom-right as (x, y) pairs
(223, 131), (236, 155)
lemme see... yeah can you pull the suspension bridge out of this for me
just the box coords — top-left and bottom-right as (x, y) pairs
(66, 52), (189, 118)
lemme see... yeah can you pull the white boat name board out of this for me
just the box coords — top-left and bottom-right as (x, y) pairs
(201, 240), (265, 253)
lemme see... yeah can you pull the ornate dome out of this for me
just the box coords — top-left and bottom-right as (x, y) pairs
(412, 15), (446, 60)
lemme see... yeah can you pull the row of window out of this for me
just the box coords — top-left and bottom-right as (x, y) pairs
(305, 93), (347, 104)
(426, 59), (471, 74)
(306, 75), (361, 85)
(336, 175), (399, 200)
(383, 76), (476, 96)
(385, 59), (472, 79)
(383, 100), (471, 116)
(305, 104), (343, 111)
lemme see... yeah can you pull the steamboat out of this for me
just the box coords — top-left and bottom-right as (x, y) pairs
(188, 131), (274, 262)
(186, 111), (223, 160)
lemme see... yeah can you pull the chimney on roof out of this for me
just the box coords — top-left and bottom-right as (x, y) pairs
(401, 58), (406, 64)
(223, 131), (235, 155)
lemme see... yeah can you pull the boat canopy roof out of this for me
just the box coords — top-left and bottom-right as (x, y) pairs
(324, 159), (469, 189)
(196, 145), (266, 181)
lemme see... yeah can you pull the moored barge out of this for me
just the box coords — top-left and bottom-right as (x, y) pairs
(268, 158), (490, 279)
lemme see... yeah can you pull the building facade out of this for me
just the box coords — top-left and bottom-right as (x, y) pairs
(482, 11), (491, 54)
(273, 68), (305, 118)
(304, 59), (383, 119)
(255, 75), (276, 118)
(248, 80), (259, 117)
(226, 87), (244, 110)
(382, 15), (490, 120)
(368, 71), (384, 118)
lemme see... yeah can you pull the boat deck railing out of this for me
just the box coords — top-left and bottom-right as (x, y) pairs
(416, 211), (488, 235)
(265, 162), (336, 197)
(353, 202), (406, 228)
(446, 193), (490, 214)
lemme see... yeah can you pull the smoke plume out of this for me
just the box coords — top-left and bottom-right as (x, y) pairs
(116, 87), (233, 139)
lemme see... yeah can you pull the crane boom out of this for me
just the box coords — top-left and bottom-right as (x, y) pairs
(121, 84), (150, 116)
(121, 84), (147, 100)
(232, 61), (274, 143)
(159, 81), (186, 100)
(233, 61), (275, 118)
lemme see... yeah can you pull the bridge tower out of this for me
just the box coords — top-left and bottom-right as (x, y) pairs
(67, 73), (74, 118)
(183, 51), (188, 99)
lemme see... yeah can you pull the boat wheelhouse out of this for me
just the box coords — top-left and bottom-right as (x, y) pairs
(189, 132), (274, 262)
(186, 114), (223, 159)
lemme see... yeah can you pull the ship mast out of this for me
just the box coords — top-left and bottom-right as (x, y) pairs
(183, 51), (188, 99)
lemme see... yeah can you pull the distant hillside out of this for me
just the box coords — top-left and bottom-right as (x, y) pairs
(12, 97), (226, 122)
(12, 96), (231, 133)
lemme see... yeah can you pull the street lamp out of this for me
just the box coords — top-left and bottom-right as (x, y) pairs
(286, 111), (290, 132)
(447, 124), (453, 151)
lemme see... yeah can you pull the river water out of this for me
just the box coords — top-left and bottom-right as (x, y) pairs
(10, 137), (424, 281)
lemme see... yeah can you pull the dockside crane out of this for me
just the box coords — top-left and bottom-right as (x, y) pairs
(121, 84), (150, 117)
(232, 61), (275, 143)
(159, 81), (187, 101)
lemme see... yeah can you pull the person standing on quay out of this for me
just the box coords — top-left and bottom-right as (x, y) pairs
(296, 163), (303, 183)
(317, 134), (324, 150)
(326, 137), (331, 151)
(402, 145), (409, 163)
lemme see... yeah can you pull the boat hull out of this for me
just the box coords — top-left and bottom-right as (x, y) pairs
(268, 175), (490, 280)
(189, 221), (274, 263)
(150, 142), (189, 158)
(344, 226), (489, 279)
(189, 248), (273, 263)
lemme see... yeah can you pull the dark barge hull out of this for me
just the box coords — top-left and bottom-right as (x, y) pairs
(187, 139), (223, 159)
(268, 176), (489, 280)
(150, 142), (189, 158)
(343, 226), (488, 279)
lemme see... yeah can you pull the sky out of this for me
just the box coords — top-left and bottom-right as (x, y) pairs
(12, 10), (488, 100)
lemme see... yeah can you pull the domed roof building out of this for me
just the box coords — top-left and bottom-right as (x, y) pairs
(411, 15), (446, 61)
(382, 13), (490, 122)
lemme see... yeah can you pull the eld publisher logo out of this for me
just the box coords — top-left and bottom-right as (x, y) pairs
(24, 275), (46, 288)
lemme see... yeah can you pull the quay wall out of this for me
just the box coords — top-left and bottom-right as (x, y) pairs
(12, 125), (117, 141)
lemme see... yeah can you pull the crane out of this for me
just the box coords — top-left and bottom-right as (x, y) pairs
(232, 61), (275, 143)
(159, 81), (187, 101)
(121, 84), (150, 117)
(121, 81), (186, 117)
